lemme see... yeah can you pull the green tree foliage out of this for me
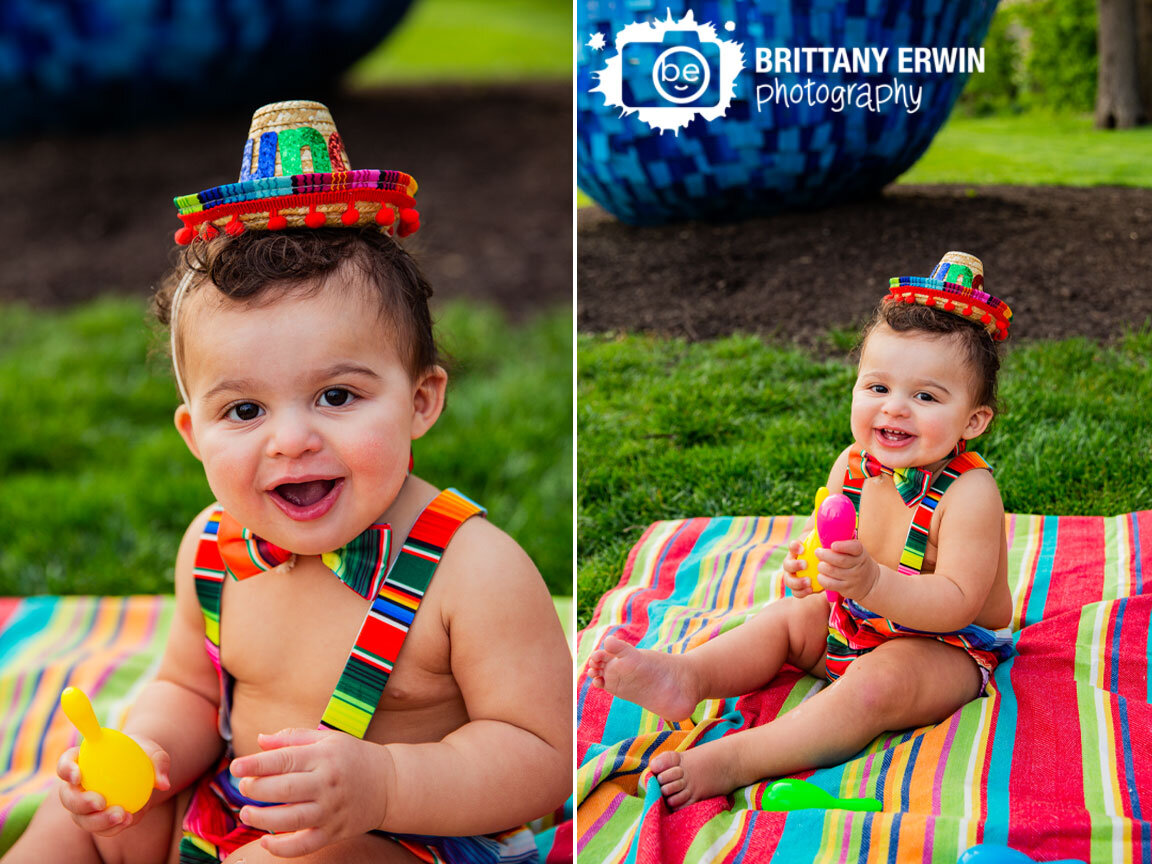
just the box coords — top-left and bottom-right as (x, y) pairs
(960, 0), (1097, 115)
(959, 7), (1024, 115)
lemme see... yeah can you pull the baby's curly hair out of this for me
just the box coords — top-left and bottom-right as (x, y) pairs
(855, 299), (1004, 415)
(153, 226), (439, 382)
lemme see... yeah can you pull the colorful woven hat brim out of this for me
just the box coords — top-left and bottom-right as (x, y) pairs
(174, 171), (418, 244)
(887, 276), (1012, 341)
(171, 100), (420, 245)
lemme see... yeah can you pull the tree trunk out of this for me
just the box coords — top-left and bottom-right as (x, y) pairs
(1138, 0), (1152, 118)
(1096, 0), (1145, 127)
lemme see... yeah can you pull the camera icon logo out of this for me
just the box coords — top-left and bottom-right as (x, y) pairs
(589, 11), (745, 133)
(622, 31), (721, 108)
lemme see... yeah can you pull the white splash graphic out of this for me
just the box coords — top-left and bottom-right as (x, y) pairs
(590, 10), (745, 134)
(587, 32), (607, 51)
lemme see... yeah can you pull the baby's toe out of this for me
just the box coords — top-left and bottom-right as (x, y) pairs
(665, 786), (693, 808)
(658, 771), (686, 797)
(648, 750), (682, 775)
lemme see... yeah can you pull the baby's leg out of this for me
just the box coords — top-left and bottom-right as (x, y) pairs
(587, 593), (831, 720)
(2, 785), (181, 864)
(651, 636), (982, 807)
(223, 834), (421, 863)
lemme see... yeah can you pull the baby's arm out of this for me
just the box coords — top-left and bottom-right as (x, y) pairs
(816, 469), (1005, 631)
(231, 519), (571, 854)
(58, 507), (224, 833)
(126, 506), (227, 783)
(382, 524), (571, 827)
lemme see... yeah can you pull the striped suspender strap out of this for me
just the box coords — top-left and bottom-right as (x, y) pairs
(841, 451), (992, 577)
(319, 488), (487, 738)
(191, 508), (227, 672)
(895, 451), (990, 575)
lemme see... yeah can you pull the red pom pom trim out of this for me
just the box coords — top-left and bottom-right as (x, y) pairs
(375, 207), (395, 226)
(268, 211), (287, 231)
(885, 284), (1011, 341)
(175, 226), (195, 245)
(202, 223), (219, 240)
(341, 205), (360, 226)
(305, 208), (327, 229)
(225, 215), (245, 237)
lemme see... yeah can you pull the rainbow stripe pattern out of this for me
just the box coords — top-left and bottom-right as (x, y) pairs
(319, 488), (485, 738)
(0, 596), (173, 854)
(577, 510), (1152, 863)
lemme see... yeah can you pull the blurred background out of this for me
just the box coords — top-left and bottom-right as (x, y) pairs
(0, 0), (573, 600)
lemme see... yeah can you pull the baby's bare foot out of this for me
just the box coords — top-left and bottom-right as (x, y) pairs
(648, 748), (737, 808)
(586, 635), (701, 721)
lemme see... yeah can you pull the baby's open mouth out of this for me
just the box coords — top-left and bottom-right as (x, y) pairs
(877, 427), (913, 443)
(274, 479), (337, 508)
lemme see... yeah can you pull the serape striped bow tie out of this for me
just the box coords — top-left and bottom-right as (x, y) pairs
(216, 510), (391, 600)
(848, 441), (966, 508)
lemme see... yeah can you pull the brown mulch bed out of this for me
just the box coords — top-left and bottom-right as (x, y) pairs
(0, 83), (571, 315)
(577, 185), (1152, 345)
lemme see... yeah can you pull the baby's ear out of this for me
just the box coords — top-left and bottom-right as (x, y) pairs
(963, 403), (995, 440)
(174, 404), (202, 462)
(410, 365), (447, 440)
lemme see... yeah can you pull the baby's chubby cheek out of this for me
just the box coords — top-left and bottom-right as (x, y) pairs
(345, 432), (412, 487)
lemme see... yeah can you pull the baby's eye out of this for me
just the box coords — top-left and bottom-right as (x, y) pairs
(226, 402), (263, 422)
(319, 388), (355, 407)
(914, 392), (936, 402)
(868, 384), (888, 394)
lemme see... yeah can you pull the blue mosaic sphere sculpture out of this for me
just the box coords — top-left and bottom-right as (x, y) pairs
(0, 0), (415, 135)
(578, 0), (998, 225)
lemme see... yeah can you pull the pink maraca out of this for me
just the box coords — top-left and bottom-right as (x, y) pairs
(815, 494), (857, 602)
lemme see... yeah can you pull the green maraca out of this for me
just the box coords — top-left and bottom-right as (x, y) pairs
(762, 778), (882, 812)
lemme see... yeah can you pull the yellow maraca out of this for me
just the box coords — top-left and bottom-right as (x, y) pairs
(60, 687), (155, 813)
(796, 487), (832, 592)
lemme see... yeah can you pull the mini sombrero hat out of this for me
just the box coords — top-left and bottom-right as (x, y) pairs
(172, 100), (419, 245)
(886, 251), (1012, 341)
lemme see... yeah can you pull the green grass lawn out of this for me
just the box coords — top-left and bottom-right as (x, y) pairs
(898, 112), (1152, 186)
(346, 0), (570, 85)
(577, 330), (1152, 627)
(0, 298), (572, 597)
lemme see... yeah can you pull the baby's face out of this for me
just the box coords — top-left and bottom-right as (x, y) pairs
(851, 324), (993, 470)
(174, 278), (442, 555)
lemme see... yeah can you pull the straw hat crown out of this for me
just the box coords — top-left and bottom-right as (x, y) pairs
(173, 100), (419, 245)
(887, 251), (1012, 341)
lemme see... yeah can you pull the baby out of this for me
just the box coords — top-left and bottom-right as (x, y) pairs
(588, 252), (1015, 808)
(4, 102), (570, 863)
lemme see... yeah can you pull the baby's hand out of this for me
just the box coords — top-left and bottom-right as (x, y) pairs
(782, 539), (814, 598)
(814, 539), (880, 602)
(56, 738), (170, 837)
(231, 728), (391, 857)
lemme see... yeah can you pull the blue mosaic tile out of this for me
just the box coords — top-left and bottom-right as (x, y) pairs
(578, 0), (999, 224)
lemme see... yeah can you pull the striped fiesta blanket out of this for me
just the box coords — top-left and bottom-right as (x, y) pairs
(576, 513), (1152, 864)
(0, 595), (573, 862)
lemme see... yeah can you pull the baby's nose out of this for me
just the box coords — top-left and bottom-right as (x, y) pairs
(881, 394), (911, 416)
(265, 412), (322, 458)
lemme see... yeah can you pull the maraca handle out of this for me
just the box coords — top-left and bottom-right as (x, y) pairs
(61, 687), (103, 742)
